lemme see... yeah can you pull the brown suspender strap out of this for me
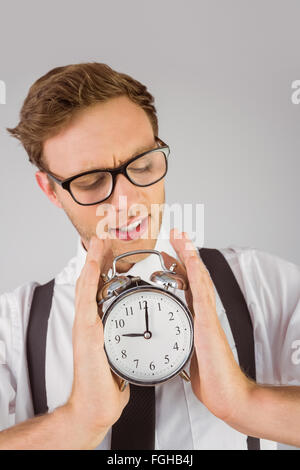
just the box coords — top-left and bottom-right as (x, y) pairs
(26, 279), (55, 416)
(199, 247), (260, 450)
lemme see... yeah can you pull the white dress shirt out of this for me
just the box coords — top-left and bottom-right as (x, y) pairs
(0, 220), (300, 450)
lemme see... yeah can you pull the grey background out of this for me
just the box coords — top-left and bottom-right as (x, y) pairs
(0, 0), (299, 449)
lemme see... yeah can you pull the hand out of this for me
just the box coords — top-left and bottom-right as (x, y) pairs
(160, 228), (252, 423)
(66, 236), (130, 440)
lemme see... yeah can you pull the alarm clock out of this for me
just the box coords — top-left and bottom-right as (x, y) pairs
(97, 249), (194, 391)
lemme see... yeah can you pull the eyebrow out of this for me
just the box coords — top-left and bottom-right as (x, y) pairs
(131, 141), (157, 157)
(81, 141), (157, 173)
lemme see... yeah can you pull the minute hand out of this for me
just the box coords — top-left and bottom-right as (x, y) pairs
(145, 301), (149, 332)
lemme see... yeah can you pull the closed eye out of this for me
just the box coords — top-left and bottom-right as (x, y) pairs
(72, 173), (108, 190)
(129, 164), (152, 173)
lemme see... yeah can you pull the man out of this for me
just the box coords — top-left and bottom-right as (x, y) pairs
(0, 62), (299, 450)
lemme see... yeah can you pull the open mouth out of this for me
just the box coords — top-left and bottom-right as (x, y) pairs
(109, 215), (149, 241)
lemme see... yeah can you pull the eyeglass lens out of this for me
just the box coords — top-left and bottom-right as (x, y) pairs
(69, 150), (167, 204)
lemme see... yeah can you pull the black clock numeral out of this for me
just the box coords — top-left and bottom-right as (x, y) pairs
(158, 302), (161, 311)
(115, 335), (121, 344)
(149, 361), (155, 370)
(133, 359), (139, 368)
(139, 300), (147, 310)
(168, 312), (174, 321)
(173, 342), (179, 351)
(164, 354), (170, 364)
(115, 319), (125, 328)
(175, 326), (181, 335)
(121, 350), (127, 359)
(125, 307), (133, 316)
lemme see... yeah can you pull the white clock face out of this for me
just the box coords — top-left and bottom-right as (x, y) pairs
(103, 287), (193, 385)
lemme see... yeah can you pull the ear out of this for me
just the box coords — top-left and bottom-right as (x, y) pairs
(35, 171), (63, 208)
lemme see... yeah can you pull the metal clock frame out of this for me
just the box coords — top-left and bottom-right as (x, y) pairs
(102, 284), (194, 388)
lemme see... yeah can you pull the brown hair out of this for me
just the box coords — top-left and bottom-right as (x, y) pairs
(7, 62), (159, 170)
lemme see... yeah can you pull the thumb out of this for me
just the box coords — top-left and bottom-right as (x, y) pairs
(75, 236), (104, 328)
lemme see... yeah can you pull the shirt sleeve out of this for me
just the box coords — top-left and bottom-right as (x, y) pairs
(222, 246), (300, 385)
(0, 282), (37, 431)
(0, 291), (19, 430)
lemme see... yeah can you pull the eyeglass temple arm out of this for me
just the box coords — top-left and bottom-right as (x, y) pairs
(44, 171), (64, 186)
(155, 135), (168, 147)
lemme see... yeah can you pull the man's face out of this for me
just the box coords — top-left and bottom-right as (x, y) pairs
(37, 96), (166, 272)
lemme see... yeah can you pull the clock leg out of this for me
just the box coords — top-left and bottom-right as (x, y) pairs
(180, 370), (191, 382)
(119, 379), (129, 391)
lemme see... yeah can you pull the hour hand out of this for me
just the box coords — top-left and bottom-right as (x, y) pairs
(121, 333), (145, 337)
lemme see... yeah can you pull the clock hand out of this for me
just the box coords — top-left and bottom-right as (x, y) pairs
(121, 331), (152, 339)
(142, 301), (152, 339)
(121, 333), (145, 337)
(145, 301), (149, 332)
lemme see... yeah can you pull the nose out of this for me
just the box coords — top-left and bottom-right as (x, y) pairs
(109, 173), (144, 213)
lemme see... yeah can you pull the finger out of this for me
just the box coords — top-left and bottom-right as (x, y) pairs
(170, 229), (217, 318)
(170, 228), (212, 282)
(169, 228), (186, 266)
(169, 228), (203, 277)
(95, 241), (114, 304)
(76, 235), (113, 299)
(75, 237), (108, 326)
(94, 243), (115, 314)
(77, 236), (103, 296)
(76, 236), (104, 291)
(170, 229), (200, 267)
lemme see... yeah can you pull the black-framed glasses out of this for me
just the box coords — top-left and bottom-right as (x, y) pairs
(44, 136), (170, 206)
